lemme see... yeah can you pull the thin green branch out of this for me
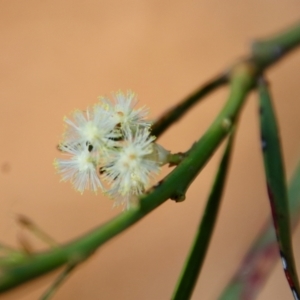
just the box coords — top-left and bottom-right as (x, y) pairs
(146, 63), (254, 205)
(218, 159), (300, 300)
(172, 130), (236, 300)
(252, 21), (300, 69)
(40, 263), (77, 300)
(258, 77), (300, 299)
(151, 73), (228, 138)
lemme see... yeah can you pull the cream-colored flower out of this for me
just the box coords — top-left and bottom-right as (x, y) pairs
(102, 127), (166, 208)
(63, 105), (117, 151)
(54, 143), (102, 193)
(100, 91), (151, 132)
(54, 91), (170, 206)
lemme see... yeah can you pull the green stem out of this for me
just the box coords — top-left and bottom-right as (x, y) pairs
(40, 263), (77, 300)
(252, 21), (300, 69)
(172, 130), (236, 300)
(218, 161), (300, 300)
(151, 73), (228, 138)
(258, 77), (300, 298)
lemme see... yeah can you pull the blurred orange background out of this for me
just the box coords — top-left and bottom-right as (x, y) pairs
(1, 1), (300, 299)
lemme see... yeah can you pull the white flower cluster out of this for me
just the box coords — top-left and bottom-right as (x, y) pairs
(54, 91), (170, 209)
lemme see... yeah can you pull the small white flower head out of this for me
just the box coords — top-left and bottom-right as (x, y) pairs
(54, 90), (171, 207)
(63, 105), (117, 151)
(101, 127), (161, 208)
(99, 90), (151, 132)
(54, 143), (103, 194)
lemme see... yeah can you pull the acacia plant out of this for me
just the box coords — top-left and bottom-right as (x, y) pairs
(1, 21), (300, 300)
